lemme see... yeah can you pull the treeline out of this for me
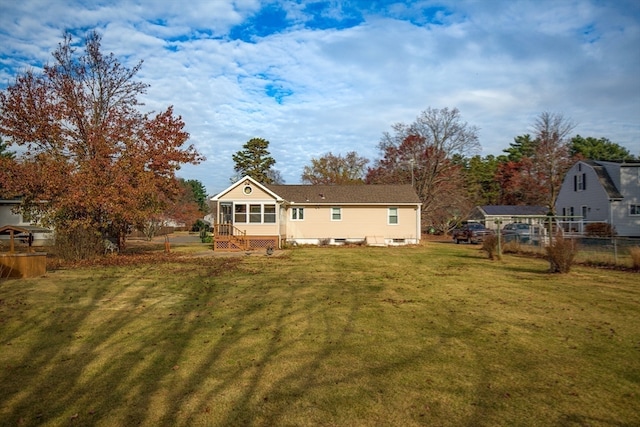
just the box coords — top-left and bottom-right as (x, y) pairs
(234, 108), (636, 233)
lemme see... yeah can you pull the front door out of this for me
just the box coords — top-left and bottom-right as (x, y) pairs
(219, 202), (233, 235)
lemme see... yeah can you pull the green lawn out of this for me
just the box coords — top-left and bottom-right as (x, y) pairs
(1, 243), (639, 426)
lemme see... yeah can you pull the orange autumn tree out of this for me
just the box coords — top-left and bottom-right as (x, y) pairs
(0, 31), (203, 258)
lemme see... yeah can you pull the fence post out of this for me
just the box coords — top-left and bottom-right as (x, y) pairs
(546, 212), (555, 272)
(494, 218), (502, 258)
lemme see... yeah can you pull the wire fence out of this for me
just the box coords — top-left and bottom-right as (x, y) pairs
(506, 234), (639, 268)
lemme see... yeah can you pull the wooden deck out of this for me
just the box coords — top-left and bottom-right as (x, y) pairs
(212, 224), (278, 252)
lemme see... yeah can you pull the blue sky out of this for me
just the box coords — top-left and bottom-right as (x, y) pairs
(1, 0), (639, 195)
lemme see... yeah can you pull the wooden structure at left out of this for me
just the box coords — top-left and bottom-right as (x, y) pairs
(212, 224), (278, 252)
(0, 225), (50, 278)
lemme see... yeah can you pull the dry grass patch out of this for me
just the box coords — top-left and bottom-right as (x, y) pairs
(1, 243), (638, 426)
(631, 246), (640, 270)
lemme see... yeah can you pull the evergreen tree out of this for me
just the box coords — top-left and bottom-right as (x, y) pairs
(570, 135), (636, 161)
(232, 138), (277, 184)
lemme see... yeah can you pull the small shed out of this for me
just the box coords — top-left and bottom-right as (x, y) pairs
(468, 205), (549, 230)
(0, 225), (50, 278)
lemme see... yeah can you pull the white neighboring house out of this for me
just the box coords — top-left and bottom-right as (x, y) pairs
(555, 160), (640, 237)
(0, 198), (52, 247)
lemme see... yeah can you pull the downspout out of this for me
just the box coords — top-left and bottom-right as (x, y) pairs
(417, 203), (421, 244)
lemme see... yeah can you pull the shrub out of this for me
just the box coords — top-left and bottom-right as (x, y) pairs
(199, 229), (212, 243)
(585, 222), (616, 237)
(502, 240), (521, 254)
(481, 235), (501, 260)
(53, 226), (104, 261)
(318, 238), (331, 247)
(546, 234), (579, 273)
(630, 246), (640, 270)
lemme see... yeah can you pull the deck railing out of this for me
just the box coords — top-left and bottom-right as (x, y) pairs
(212, 224), (279, 252)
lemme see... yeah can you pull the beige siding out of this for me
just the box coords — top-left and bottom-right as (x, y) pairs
(213, 178), (421, 246)
(222, 184), (276, 200)
(217, 184), (281, 236)
(284, 205), (419, 240)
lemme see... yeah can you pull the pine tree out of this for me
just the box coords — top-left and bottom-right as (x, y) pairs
(232, 138), (277, 184)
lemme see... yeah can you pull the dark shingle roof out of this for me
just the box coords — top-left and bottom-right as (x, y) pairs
(585, 161), (624, 200)
(264, 184), (421, 205)
(479, 205), (549, 216)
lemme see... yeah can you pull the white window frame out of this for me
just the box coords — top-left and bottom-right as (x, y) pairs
(331, 207), (342, 221)
(388, 207), (399, 225)
(264, 205), (276, 223)
(235, 203), (277, 224)
(291, 207), (304, 221)
(249, 204), (262, 223)
(581, 205), (588, 219)
(630, 204), (640, 216)
(234, 204), (247, 223)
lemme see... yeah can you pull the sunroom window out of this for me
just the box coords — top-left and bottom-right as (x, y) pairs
(234, 204), (247, 223)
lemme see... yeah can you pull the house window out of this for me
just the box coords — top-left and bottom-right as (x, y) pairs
(569, 207), (574, 217)
(331, 207), (341, 221)
(264, 205), (276, 223)
(575, 173), (586, 191)
(249, 204), (262, 223)
(234, 204), (247, 223)
(630, 204), (640, 216)
(388, 207), (398, 224)
(581, 206), (588, 219)
(291, 207), (304, 220)
(233, 203), (277, 223)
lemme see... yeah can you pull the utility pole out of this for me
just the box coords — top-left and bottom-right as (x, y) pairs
(409, 158), (415, 188)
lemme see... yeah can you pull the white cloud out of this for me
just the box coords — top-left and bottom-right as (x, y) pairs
(0, 0), (638, 195)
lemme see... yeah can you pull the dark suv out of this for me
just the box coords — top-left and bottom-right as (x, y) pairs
(452, 223), (494, 244)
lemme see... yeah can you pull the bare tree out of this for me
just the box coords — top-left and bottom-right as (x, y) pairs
(532, 112), (576, 213)
(367, 107), (480, 230)
(301, 151), (369, 185)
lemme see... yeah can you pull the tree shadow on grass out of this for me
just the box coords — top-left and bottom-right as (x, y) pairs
(42, 254), (427, 426)
(0, 257), (247, 425)
(4, 249), (632, 426)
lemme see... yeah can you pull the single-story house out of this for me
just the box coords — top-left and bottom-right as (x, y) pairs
(468, 205), (549, 231)
(210, 176), (422, 251)
(555, 160), (640, 237)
